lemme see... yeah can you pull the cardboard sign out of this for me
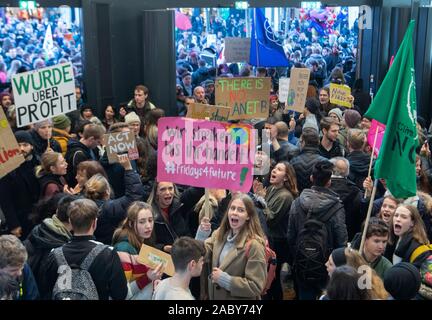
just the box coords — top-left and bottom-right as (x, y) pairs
(330, 83), (352, 108)
(12, 62), (77, 128)
(186, 103), (231, 121)
(286, 68), (310, 113)
(157, 117), (254, 192)
(103, 131), (139, 164)
(0, 108), (25, 178)
(215, 77), (271, 120)
(278, 77), (290, 104)
(137, 244), (175, 277)
(224, 37), (251, 63)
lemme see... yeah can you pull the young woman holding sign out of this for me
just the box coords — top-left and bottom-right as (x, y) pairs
(112, 201), (163, 300)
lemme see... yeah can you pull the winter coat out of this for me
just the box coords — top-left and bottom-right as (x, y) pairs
(15, 263), (40, 300)
(319, 139), (346, 159)
(24, 215), (72, 289)
(201, 230), (267, 300)
(290, 147), (327, 192)
(65, 139), (98, 186)
(347, 151), (370, 190)
(287, 186), (348, 264)
(52, 128), (73, 156)
(385, 232), (431, 268)
(0, 156), (40, 235)
(93, 170), (144, 244)
(38, 173), (67, 200)
(264, 185), (294, 240)
(151, 187), (204, 251)
(272, 140), (300, 162)
(330, 177), (364, 241)
(30, 129), (61, 158)
(39, 235), (128, 300)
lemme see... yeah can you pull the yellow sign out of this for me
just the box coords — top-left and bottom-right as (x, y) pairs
(330, 83), (352, 108)
(186, 103), (231, 121)
(137, 244), (175, 276)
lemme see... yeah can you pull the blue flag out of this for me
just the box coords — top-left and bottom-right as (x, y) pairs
(249, 8), (290, 67)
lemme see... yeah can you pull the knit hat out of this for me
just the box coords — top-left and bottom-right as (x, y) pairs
(331, 247), (347, 267)
(201, 79), (214, 87)
(52, 114), (71, 130)
(124, 112), (141, 124)
(384, 262), (421, 300)
(328, 108), (343, 122)
(33, 119), (53, 130)
(343, 109), (362, 128)
(14, 130), (34, 145)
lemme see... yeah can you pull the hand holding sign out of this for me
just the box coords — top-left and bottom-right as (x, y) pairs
(199, 216), (211, 233)
(146, 263), (164, 281)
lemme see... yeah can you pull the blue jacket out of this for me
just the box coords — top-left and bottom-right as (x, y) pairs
(15, 263), (40, 300)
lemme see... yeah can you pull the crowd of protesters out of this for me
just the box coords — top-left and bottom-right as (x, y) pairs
(0, 8), (432, 302)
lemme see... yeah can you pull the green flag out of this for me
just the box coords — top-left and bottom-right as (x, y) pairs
(365, 20), (418, 199)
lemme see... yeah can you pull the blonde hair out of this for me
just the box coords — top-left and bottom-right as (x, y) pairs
(35, 152), (62, 178)
(112, 201), (155, 250)
(0, 235), (27, 268)
(84, 173), (110, 200)
(217, 193), (265, 246)
(344, 248), (389, 300)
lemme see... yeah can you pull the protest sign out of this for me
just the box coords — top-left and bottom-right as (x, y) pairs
(103, 131), (139, 164)
(278, 77), (290, 104)
(215, 77), (271, 120)
(186, 103), (231, 121)
(137, 244), (175, 277)
(330, 83), (352, 108)
(157, 117), (254, 192)
(286, 68), (310, 113)
(12, 62), (76, 127)
(224, 37), (251, 63)
(0, 108), (25, 178)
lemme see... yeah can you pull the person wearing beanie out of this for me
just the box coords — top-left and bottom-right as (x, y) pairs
(52, 115), (73, 156)
(384, 262), (421, 300)
(125, 111), (141, 137)
(328, 108), (343, 124)
(0, 130), (40, 238)
(30, 119), (62, 158)
(344, 109), (362, 129)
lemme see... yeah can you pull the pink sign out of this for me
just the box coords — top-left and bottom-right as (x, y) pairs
(157, 117), (255, 192)
(367, 119), (386, 157)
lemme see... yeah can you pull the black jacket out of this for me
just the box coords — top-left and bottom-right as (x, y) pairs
(30, 130), (61, 158)
(287, 186), (348, 264)
(38, 173), (66, 199)
(24, 218), (71, 289)
(0, 156), (40, 236)
(152, 187), (204, 251)
(272, 140), (300, 162)
(385, 232), (431, 267)
(39, 235), (128, 300)
(347, 151), (370, 191)
(319, 139), (345, 159)
(330, 177), (364, 241)
(93, 170), (144, 244)
(65, 139), (98, 186)
(290, 146), (327, 192)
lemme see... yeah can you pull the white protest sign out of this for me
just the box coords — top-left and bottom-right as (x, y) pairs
(12, 62), (76, 128)
(224, 37), (251, 63)
(278, 77), (290, 104)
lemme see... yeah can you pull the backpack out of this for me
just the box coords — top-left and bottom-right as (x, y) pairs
(52, 245), (107, 300)
(293, 203), (343, 285)
(245, 239), (277, 295)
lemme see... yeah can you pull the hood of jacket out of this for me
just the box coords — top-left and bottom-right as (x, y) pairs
(27, 216), (71, 249)
(298, 186), (342, 217)
(67, 139), (91, 157)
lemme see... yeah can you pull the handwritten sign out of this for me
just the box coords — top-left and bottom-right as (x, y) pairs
(215, 77), (271, 120)
(330, 83), (352, 108)
(103, 131), (139, 164)
(0, 108), (25, 178)
(186, 103), (231, 121)
(286, 68), (310, 113)
(224, 37), (251, 63)
(12, 62), (76, 127)
(278, 77), (290, 104)
(157, 117), (254, 192)
(137, 244), (175, 276)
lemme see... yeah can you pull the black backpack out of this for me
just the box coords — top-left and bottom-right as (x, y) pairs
(293, 203), (343, 284)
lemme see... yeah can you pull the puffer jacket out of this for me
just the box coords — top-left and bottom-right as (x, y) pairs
(287, 186), (348, 264)
(290, 146), (327, 192)
(93, 169), (144, 244)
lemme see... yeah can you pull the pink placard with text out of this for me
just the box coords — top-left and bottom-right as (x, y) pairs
(157, 117), (254, 192)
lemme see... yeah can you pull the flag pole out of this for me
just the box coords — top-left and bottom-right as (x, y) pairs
(254, 8), (259, 67)
(360, 179), (379, 253)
